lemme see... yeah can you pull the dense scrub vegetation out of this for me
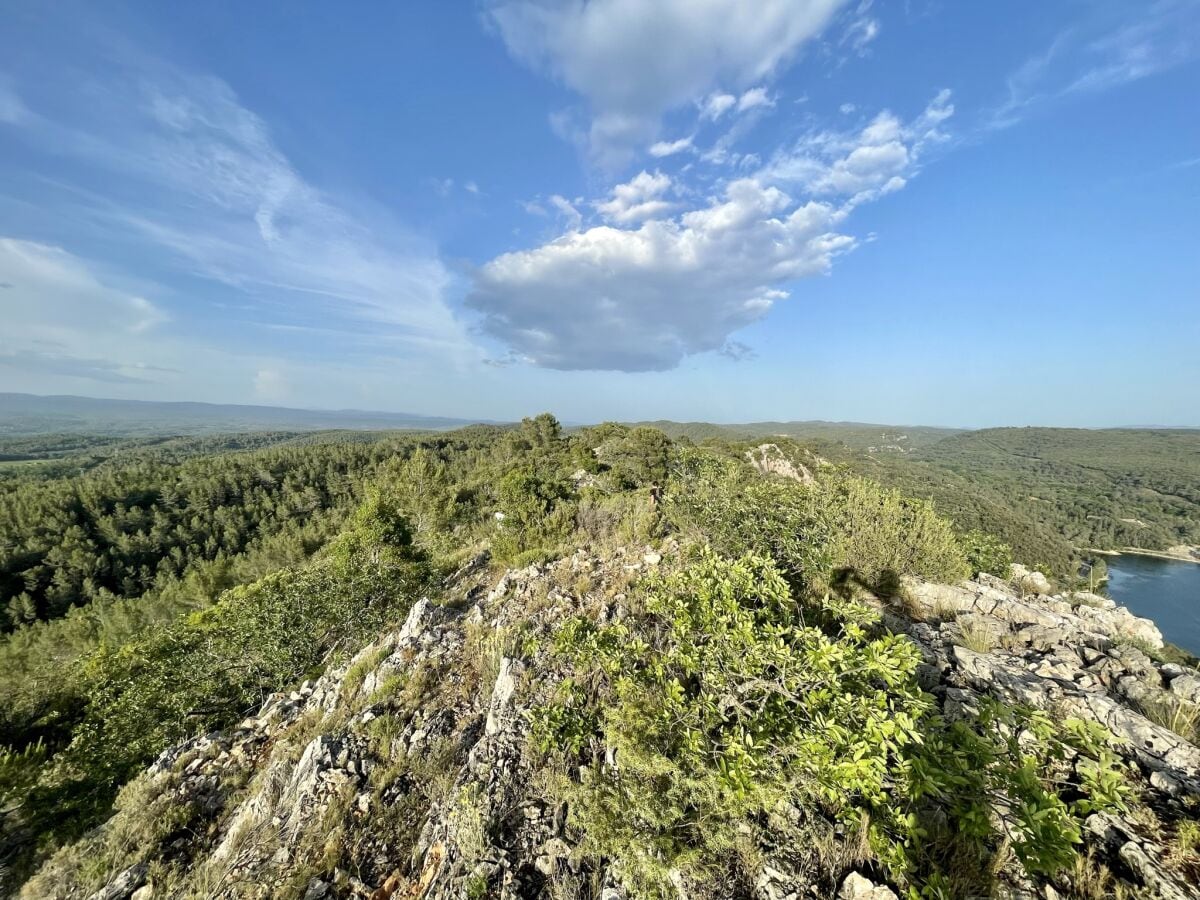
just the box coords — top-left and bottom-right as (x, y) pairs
(0, 417), (662, 881)
(0, 432), (428, 797)
(533, 553), (1128, 898)
(917, 428), (1200, 548)
(627, 423), (1200, 578)
(632, 420), (962, 449)
(5, 493), (429, 873)
(0, 416), (1184, 896)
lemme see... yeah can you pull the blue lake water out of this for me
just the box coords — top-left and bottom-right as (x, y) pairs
(1106, 554), (1200, 656)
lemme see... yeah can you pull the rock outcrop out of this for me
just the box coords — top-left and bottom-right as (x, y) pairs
(27, 555), (1200, 900)
(744, 444), (816, 484)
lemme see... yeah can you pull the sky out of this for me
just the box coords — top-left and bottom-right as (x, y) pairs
(0, 0), (1197, 427)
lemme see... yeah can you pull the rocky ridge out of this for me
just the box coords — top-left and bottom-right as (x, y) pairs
(25, 550), (1200, 900)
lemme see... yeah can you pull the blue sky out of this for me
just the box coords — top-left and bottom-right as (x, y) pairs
(0, 0), (1197, 426)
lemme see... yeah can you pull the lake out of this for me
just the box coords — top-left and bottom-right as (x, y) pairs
(1106, 554), (1200, 656)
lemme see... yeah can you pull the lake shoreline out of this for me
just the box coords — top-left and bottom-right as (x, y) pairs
(1105, 553), (1200, 659)
(1081, 545), (1200, 565)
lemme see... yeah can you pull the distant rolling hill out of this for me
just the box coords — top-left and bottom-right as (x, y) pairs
(824, 426), (1200, 574)
(629, 419), (964, 450)
(633, 420), (1200, 575)
(0, 393), (491, 436)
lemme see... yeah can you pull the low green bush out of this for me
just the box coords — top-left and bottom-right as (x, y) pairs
(664, 449), (970, 597)
(821, 476), (970, 594)
(531, 551), (1129, 898)
(491, 467), (576, 564)
(663, 449), (833, 589)
(958, 529), (1014, 578)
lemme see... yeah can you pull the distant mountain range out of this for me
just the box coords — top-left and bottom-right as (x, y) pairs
(0, 393), (492, 436)
(2, 393), (1194, 443)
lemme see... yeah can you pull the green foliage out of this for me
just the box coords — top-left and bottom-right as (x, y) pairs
(492, 466), (576, 563)
(533, 551), (932, 895)
(821, 476), (970, 594)
(959, 529), (1014, 577)
(630, 420), (962, 450)
(1, 493), (427, 883)
(532, 552), (1129, 897)
(1, 413), (666, 884)
(388, 448), (458, 550)
(0, 436), (396, 631)
(588, 424), (671, 489)
(663, 448), (833, 589)
(665, 448), (969, 597)
(3, 416), (1173, 896)
(0, 740), (48, 812)
(899, 706), (1129, 890)
(821, 427), (1200, 578)
(72, 496), (424, 779)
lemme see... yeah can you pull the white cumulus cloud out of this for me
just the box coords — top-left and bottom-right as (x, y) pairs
(469, 91), (955, 372)
(483, 0), (850, 166)
(760, 89), (953, 202)
(648, 135), (694, 157)
(701, 92), (738, 121)
(736, 87), (774, 113)
(467, 179), (853, 371)
(594, 170), (676, 224)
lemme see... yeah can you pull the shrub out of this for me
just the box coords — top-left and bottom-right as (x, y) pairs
(663, 449), (833, 590)
(664, 450), (970, 598)
(575, 490), (662, 549)
(591, 425), (671, 489)
(491, 467), (576, 563)
(821, 476), (970, 594)
(531, 551), (1129, 897)
(959, 529), (1014, 578)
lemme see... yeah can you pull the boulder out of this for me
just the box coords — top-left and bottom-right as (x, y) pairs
(1010, 564), (1054, 596)
(86, 863), (147, 900)
(838, 872), (898, 899)
(485, 657), (521, 735)
(1169, 674), (1200, 704)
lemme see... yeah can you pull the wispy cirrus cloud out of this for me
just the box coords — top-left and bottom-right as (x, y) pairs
(0, 237), (175, 387)
(0, 47), (474, 393)
(988, 0), (1200, 130)
(0, 348), (161, 385)
(0, 75), (28, 124)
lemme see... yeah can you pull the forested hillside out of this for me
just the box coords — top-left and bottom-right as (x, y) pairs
(0, 433), (401, 630)
(4, 417), (1198, 899)
(917, 428), (1200, 549)
(633, 424), (1200, 578)
(820, 427), (1200, 575)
